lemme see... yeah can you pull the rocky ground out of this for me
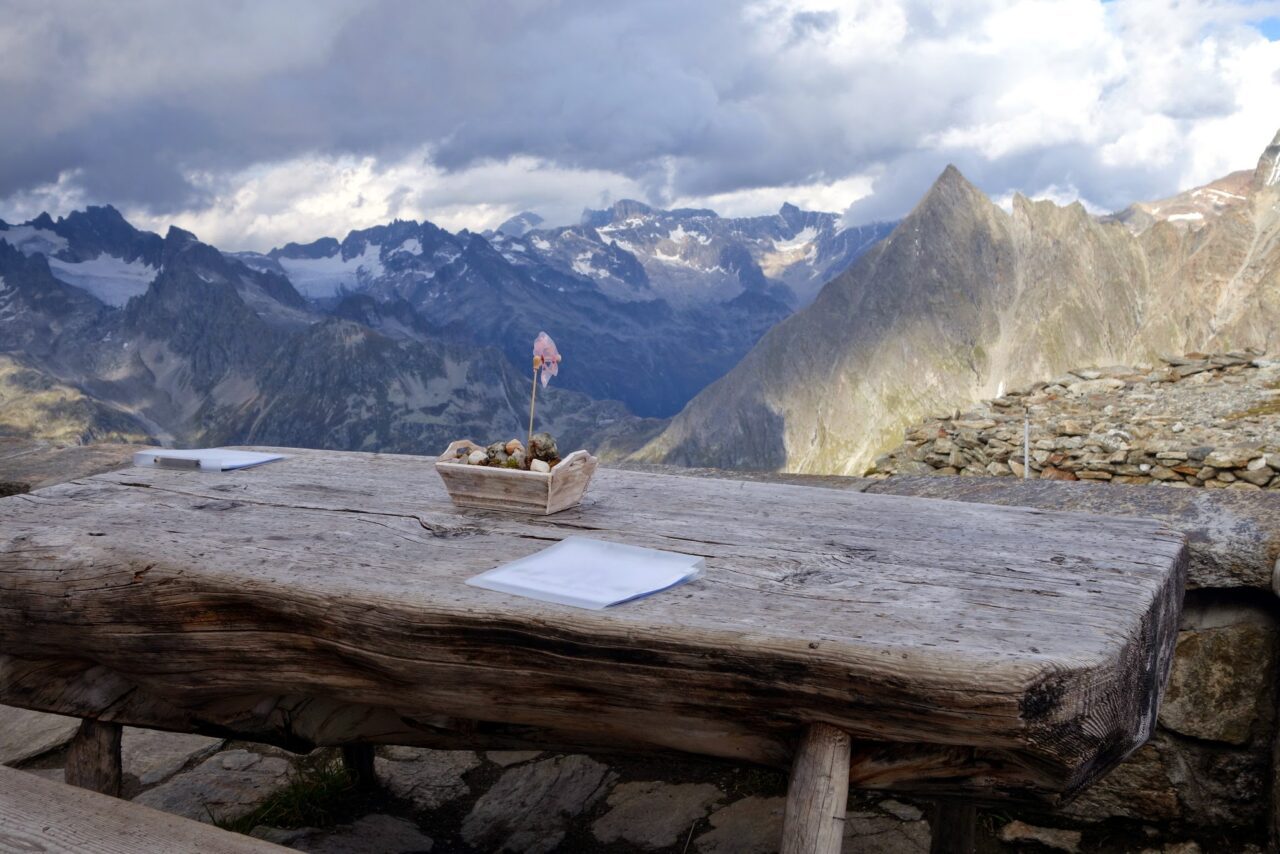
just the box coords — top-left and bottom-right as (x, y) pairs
(870, 351), (1279, 487)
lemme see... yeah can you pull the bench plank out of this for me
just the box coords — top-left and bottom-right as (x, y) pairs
(0, 448), (1186, 804)
(0, 765), (285, 853)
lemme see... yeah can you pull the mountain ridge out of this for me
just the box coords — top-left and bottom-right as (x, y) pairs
(634, 132), (1280, 475)
(4, 196), (877, 450)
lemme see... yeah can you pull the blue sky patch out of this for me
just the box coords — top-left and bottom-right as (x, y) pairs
(1256, 16), (1280, 40)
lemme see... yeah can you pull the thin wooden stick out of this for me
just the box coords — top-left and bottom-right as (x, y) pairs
(527, 368), (539, 453)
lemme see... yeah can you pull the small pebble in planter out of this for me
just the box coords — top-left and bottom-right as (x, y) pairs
(456, 436), (553, 470)
(530, 459), (551, 473)
(529, 432), (559, 464)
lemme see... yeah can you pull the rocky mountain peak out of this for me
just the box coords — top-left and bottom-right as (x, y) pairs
(635, 139), (1280, 476)
(1254, 127), (1280, 189)
(495, 211), (543, 237)
(68, 204), (128, 227)
(163, 225), (198, 246)
(160, 226), (217, 268)
(270, 236), (341, 261)
(898, 165), (998, 237)
(778, 202), (804, 230)
(581, 199), (655, 227)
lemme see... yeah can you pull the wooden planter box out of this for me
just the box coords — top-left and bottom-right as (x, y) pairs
(435, 439), (598, 515)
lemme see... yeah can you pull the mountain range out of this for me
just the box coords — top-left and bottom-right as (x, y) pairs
(0, 198), (887, 453)
(634, 129), (1280, 474)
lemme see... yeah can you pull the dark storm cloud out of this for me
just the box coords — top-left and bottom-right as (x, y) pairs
(0, 0), (1277, 234)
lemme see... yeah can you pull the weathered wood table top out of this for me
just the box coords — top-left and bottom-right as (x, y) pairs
(0, 447), (1186, 808)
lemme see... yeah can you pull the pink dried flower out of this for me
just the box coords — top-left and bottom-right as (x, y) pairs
(533, 331), (561, 387)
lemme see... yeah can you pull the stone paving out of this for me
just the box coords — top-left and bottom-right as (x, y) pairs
(2, 700), (1241, 853)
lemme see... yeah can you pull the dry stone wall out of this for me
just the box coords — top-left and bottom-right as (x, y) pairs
(870, 351), (1279, 489)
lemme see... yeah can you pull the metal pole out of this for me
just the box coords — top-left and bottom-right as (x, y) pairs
(1023, 408), (1030, 480)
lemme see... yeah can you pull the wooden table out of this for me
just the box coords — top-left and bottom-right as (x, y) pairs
(0, 449), (1187, 853)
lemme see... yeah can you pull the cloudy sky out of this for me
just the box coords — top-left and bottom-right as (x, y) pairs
(1, 0), (1278, 251)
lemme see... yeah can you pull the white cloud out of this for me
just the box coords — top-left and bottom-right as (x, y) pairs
(121, 152), (650, 252)
(1, 0), (1278, 244)
(0, 170), (89, 223)
(671, 173), (877, 218)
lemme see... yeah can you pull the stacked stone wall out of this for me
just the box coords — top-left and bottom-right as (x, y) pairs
(871, 352), (1278, 490)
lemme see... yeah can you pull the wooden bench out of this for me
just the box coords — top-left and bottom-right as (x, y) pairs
(0, 448), (1187, 853)
(0, 765), (286, 853)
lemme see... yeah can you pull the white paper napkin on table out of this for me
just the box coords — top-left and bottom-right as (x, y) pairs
(133, 448), (285, 472)
(466, 536), (704, 610)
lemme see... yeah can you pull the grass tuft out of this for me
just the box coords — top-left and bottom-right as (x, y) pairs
(213, 752), (358, 834)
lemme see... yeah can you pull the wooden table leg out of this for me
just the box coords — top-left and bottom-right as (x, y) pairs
(929, 800), (976, 854)
(65, 719), (122, 797)
(781, 723), (851, 854)
(341, 744), (376, 787)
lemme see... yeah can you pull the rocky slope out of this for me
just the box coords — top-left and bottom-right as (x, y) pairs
(0, 355), (152, 445)
(871, 351), (1279, 489)
(635, 129), (1280, 475)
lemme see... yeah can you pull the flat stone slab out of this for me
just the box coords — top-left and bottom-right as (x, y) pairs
(485, 750), (542, 767)
(1157, 602), (1277, 745)
(373, 748), (480, 811)
(0, 704), (79, 765)
(132, 749), (291, 823)
(295, 815), (434, 854)
(999, 819), (1083, 852)
(696, 796), (786, 854)
(843, 809), (930, 853)
(124, 727), (225, 786)
(592, 781), (724, 849)
(461, 754), (615, 854)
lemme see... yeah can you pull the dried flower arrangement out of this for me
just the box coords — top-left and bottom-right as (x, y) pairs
(436, 332), (598, 514)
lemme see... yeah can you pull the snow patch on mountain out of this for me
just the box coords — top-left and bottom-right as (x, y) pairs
(396, 238), (423, 256)
(276, 243), (384, 298)
(664, 224), (710, 246)
(571, 252), (606, 278)
(773, 226), (818, 253)
(46, 255), (158, 306)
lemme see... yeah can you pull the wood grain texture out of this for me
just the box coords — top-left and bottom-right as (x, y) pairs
(435, 439), (598, 514)
(782, 723), (850, 854)
(0, 765), (287, 853)
(0, 447), (1187, 804)
(64, 719), (121, 796)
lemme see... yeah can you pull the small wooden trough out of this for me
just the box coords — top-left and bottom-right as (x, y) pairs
(435, 439), (598, 515)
